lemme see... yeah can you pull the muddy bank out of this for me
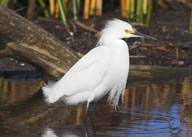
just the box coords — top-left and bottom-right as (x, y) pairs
(0, 4), (192, 79)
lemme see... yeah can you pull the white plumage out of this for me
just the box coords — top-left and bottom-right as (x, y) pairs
(42, 19), (155, 115)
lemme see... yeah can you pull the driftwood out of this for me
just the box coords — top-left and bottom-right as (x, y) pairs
(129, 65), (192, 81)
(74, 20), (98, 33)
(130, 65), (192, 72)
(0, 6), (79, 78)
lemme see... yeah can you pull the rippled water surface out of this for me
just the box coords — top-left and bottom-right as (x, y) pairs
(0, 76), (192, 137)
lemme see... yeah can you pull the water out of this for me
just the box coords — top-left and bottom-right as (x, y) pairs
(0, 76), (192, 137)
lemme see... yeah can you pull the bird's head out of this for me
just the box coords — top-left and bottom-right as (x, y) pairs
(99, 19), (156, 40)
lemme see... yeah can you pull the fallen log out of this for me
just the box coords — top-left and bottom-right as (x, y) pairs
(0, 6), (79, 78)
(130, 65), (192, 73)
(129, 65), (192, 81)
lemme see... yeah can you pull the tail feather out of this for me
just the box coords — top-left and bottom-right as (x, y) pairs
(42, 81), (62, 103)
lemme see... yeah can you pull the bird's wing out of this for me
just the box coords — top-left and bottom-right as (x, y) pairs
(55, 46), (111, 96)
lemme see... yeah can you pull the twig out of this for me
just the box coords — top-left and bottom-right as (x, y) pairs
(74, 20), (98, 33)
(130, 65), (192, 72)
(130, 55), (146, 58)
(0, 49), (10, 58)
(179, 0), (192, 8)
(131, 22), (146, 27)
(142, 43), (176, 54)
(20, 108), (56, 125)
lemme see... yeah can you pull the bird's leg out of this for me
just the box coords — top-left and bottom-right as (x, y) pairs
(93, 102), (97, 113)
(91, 102), (97, 122)
(83, 101), (90, 123)
(90, 102), (97, 137)
(83, 123), (88, 137)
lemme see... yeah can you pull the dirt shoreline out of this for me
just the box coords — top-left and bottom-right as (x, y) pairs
(0, 5), (191, 75)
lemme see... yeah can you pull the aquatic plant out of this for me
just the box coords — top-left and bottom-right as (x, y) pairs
(121, 0), (155, 26)
(0, 0), (191, 30)
(190, 8), (192, 32)
(0, 0), (9, 6)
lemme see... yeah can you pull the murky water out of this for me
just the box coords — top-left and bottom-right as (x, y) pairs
(0, 76), (192, 137)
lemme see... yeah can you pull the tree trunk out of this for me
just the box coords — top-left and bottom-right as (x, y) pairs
(0, 6), (79, 78)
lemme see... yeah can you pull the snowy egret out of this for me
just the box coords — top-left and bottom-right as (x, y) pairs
(42, 19), (156, 120)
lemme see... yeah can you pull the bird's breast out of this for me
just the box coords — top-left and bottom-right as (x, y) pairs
(107, 45), (129, 85)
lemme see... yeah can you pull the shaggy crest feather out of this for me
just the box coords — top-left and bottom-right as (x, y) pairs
(96, 19), (133, 46)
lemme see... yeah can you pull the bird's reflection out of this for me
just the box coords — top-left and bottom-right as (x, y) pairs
(42, 122), (96, 137)
(42, 128), (83, 137)
(42, 128), (57, 137)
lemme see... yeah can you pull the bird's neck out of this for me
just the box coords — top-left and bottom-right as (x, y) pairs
(96, 34), (121, 47)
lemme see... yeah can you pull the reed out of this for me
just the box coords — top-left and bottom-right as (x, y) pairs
(57, 0), (67, 25)
(61, 0), (67, 15)
(121, 0), (156, 26)
(0, 77), (3, 94)
(130, 0), (135, 19)
(96, 0), (102, 16)
(38, 0), (49, 17)
(0, 0), (9, 6)
(49, 0), (55, 15)
(55, 2), (59, 18)
(125, 0), (131, 18)
(143, 0), (147, 14)
(190, 9), (192, 32)
(2, 0), (191, 29)
(72, 0), (78, 20)
(76, 0), (80, 10)
(27, 0), (36, 19)
(136, 0), (143, 23)
(121, 0), (126, 17)
(146, 0), (153, 27)
(89, 0), (96, 15)
(83, 0), (90, 19)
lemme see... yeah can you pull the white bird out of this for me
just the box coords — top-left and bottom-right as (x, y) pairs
(42, 19), (155, 120)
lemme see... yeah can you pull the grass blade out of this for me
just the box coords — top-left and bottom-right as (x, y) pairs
(121, 0), (126, 17)
(57, 0), (67, 25)
(130, 0), (135, 19)
(55, 2), (59, 18)
(146, 0), (152, 26)
(89, 0), (96, 15)
(27, 0), (36, 19)
(76, 0), (80, 10)
(143, 0), (147, 14)
(0, 77), (3, 95)
(96, 0), (102, 16)
(190, 8), (192, 32)
(38, 0), (49, 17)
(72, 0), (78, 20)
(136, 0), (143, 23)
(61, 0), (67, 15)
(83, 0), (90, 19)
(0, 0), (8, 6)
(125, 0), (131, 18)
(49, 0), (55, 15)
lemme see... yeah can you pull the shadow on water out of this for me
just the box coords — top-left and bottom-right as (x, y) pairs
(0, 73), (192, 137)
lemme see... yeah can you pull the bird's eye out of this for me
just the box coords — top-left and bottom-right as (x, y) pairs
(125, 29), (134, 34)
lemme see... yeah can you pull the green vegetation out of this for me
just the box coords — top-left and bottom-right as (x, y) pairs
(190, 9), (192, 32)
(0, 76), (3, 94)
(56, 0), (67, 25)
(121, 0), (155, 26)
(0, 0), (9, 6)
(0, 0), (191, 31)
